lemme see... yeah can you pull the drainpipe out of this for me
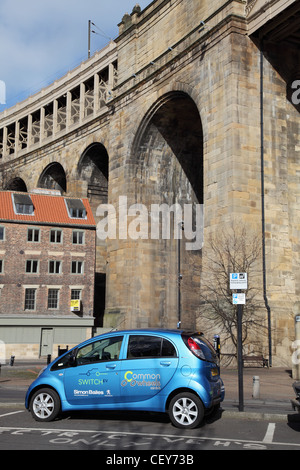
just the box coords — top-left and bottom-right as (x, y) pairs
(177, 222), (184, 329)
(177, 238), (182, 329)
(260, 41), (272, 367)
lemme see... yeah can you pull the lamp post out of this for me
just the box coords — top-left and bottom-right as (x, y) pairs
(88, 20), (91, 58)
(237, 291), (244, 412)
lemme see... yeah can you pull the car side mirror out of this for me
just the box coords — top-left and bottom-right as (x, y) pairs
(68, 353), (77, 367)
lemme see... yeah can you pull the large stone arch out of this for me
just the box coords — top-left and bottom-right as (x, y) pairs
(136, 91), (203, 328)
(105, 91), (204, 330)
(132, 91), (203, 205)
(38, 162), (67, 194)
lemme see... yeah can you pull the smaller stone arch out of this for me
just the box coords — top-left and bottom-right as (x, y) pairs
(38, 162), (67, 193)
(77, 142), (109, 329)
(78, 142), (109, 203)
(4, 177), (27, 192)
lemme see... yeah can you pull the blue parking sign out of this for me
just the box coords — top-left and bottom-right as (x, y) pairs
(230, 273), (247, 290)
(233, 293), (246, 305)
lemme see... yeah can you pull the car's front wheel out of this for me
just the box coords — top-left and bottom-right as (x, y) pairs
(169, 392), (204, 429)
(30, 388), (61, 422)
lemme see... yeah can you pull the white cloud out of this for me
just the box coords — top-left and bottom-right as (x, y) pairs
(0, 0), (151, 110)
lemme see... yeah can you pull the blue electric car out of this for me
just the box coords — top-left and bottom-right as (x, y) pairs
(25, 329), (225, 429)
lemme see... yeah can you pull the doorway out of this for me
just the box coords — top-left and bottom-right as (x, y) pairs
(40, 328), (54, 357)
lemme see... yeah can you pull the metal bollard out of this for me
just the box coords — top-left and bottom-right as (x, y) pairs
(47, 354), (52, 365)
(10, 355), (15, 366)
(252, 376), (260, 399)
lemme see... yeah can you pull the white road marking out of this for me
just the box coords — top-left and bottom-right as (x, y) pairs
(263, 423), (276, 444)
(0, 411), (25, 418)
(0, 425), (299, 448)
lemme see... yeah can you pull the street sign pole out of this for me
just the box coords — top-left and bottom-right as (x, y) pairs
(230, 273), (247, 412)
(237, 291), (244, 412)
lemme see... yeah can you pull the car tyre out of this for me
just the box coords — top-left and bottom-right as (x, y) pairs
(169, 392), (204, 429)
(30, 388), (61, 422)
(205, 403), (221, 417)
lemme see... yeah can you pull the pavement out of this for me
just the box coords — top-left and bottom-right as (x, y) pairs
(0, 359), (299, 422)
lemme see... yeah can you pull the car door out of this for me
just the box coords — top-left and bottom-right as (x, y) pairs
(63, 335), (124, 405)
(120, 334), (179, 403)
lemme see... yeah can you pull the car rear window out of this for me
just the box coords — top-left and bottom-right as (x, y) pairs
(127, 335), (177, 359)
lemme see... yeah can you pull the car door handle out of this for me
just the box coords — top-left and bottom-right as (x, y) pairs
(160, 361), (171, 367)
(106, 363), (117, 370)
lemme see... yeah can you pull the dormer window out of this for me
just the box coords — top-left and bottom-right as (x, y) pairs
(66, 199), (86, 219)
(13, 194), (34, 215)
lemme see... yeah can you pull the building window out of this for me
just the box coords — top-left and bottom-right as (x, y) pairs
(18, 205), (33, 214)
(24, 288), (36, 310)
(70, 207), (86, 218)
(0, 259), (3, 274)
(65, 199), (87, 219)
(26, 260), (39, 274)
(71, 289), (82, 300)
(27, 228), (40, 242)
(0, 226), (5, 241)
(50, 229), (62, 244)
(13, 194), (34, 215)
(49, 260), (62, 274)
(72, 230), (84, 245)
(71, 261), (84, 274)
(48, 289), (59, 309)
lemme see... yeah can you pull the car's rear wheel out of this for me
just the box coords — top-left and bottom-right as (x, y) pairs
(30, 388), (60, 422)
(169, 392), (204, 429)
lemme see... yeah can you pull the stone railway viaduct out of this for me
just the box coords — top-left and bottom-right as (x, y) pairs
(0, 0), (300, 365)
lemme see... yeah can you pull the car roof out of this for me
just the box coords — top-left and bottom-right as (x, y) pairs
(93, 328), (202, 339)
(65, 328), (205, 353)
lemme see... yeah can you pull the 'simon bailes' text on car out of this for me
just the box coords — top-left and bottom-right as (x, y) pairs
(25, 329), (225, 429)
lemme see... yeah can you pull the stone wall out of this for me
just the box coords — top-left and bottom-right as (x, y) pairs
(0, 0), (299, 365)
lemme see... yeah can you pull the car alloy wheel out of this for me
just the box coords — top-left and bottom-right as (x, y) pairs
(169, 392), (204, 429)
(31, 388), (60, 422)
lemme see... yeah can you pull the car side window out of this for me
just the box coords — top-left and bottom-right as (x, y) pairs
(161, 338), (177, 357)
(127, 335), (177, 359)
(51, 349), (77, 370)
(76, 336), (123, 365)
(51, 336), (123, 370)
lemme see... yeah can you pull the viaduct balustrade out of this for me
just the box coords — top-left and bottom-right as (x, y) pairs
(0, 42), (117, 161)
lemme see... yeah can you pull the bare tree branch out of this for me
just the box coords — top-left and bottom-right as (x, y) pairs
(187, 222), (268, 361)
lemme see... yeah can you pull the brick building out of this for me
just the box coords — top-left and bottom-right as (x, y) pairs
(0, 190), (97, 359)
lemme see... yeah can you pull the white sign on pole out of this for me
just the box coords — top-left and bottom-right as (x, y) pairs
(232, 293), (246, 305)
(230, 273), (248, 290)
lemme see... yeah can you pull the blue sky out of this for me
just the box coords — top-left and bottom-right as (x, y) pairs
(0, 0), (151, 112)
